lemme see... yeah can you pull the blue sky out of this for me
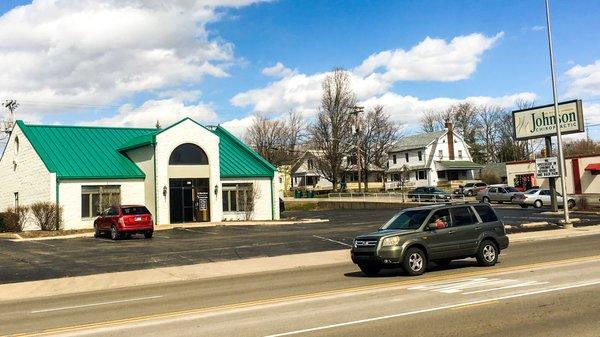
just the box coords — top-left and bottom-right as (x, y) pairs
(1, 0), (599, 140)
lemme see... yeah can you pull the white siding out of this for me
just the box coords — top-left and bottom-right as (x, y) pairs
(58, 179), (145, 230)
(221, 177), (278, 221)
(154, 119), (221, 224)
(0, 125), (53, 230)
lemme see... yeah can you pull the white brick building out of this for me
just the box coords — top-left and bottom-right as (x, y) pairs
(0, 118), (279, 230)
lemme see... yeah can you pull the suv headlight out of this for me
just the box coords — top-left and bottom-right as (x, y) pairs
(382, 236), (400, 247)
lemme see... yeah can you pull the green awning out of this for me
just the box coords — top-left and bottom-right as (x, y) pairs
(435, 160), (484, 170)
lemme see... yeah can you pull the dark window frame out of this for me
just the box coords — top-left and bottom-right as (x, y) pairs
(169, 143), (209, 165)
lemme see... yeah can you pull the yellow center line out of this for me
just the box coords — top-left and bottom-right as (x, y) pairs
(5, 254), (600, 337)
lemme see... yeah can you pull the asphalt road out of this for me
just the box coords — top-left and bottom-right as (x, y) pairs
(1, 234), (600, 336)
(0, 206), (599, 284)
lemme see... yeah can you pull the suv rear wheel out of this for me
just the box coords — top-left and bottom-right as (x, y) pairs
(358, 263), (381, 276)
(476, 240), (498, 266)
(110, 225), (121, 240)
(403, 247), (427, 276)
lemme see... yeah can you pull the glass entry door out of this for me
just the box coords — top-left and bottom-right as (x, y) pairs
(169, 178), (210, 223)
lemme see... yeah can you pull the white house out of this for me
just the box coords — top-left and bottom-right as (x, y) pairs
(290, 150), (384, 190)
(386, 123), (483, 189)
(0, 118), (279, 230)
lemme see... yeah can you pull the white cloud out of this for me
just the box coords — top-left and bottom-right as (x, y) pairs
(565, 60), (600, 98)
(85, 99), (217, 128)
(231, 32), (504, 115)
(262, 62), (296, 78)
(361, 92), (538, 125)
(220, 116), (255, 137)
(0, 0), (266, 116)
(354, 32), (504, 82)
(531, 26), (545, 31)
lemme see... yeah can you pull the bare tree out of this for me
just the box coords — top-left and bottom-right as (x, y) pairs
(477, 105), (503, 162)
(244, 115), (287, 165)
(283, 110), (306, 156)
(563, 139), (600, 157)
(358, 105), (399, 189)
(420, 110), (440, 132)
(309, 68), (356, 191)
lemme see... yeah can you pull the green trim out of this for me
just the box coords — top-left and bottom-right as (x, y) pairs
(153, 143), (158, 222)
(57, 176), (145, 180)
(270, 175), (275, 220)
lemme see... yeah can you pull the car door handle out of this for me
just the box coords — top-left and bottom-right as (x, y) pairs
(448, 230), (456, 234)
(475, 226), (482, 230)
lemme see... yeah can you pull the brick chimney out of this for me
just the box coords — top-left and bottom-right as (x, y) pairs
(445, 122), (455, 160)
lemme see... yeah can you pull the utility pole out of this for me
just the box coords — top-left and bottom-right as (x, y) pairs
(351, 106), (364, 192)
(545, 0), (571, 227)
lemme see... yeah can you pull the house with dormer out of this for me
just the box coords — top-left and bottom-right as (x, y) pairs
(385, 123), (483, 190)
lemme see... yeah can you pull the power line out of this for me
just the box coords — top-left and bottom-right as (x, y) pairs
(18, 100), (121, 110)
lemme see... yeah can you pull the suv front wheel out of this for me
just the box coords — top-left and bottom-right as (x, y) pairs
(476, 240), (498, 266)
(403, 247), (427, 276)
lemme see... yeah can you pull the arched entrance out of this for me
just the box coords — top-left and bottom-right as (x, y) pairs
(168, 143), (210, 223)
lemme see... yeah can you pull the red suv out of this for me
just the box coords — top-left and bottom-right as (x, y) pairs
(94, 205), (154, 240)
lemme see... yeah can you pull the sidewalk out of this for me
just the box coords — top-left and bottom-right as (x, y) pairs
(1, 225), (600, 302)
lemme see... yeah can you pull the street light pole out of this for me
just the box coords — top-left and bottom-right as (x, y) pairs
(351, 106), (364, 193)
(544, 0), (571, 227)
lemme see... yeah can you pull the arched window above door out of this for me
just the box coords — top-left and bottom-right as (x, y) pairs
(169, 143), (208, 165)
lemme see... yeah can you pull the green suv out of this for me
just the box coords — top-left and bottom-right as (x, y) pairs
(351, 203), (509, 276)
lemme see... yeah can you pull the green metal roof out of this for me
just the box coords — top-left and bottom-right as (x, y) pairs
(212, 125), (276, 177)
(17, 118), (275, 180)
(435, 160), (484, 170)
(17, 120), (155, 180)
(390, 130), (447, 152)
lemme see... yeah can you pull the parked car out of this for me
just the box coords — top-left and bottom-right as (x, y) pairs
(94, 205), (154, 240)
(512, 189), (576, 209)
(476, 185), (521, 204)
(351, 203), (509, 276)
(407, 187), (452, 202)
(453, 182), (488, 196)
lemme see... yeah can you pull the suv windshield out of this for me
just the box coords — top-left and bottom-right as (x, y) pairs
(464, 183), (475, 188)
(380, 209), (430, 230)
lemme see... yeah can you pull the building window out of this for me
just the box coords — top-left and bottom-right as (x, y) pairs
(458, 150), (463, 159)
(222, 183), (253, 212)
(169, 143), (208, 165)
(405, 153), (409, 162)
(307, 159), (314, 170)
(418, 151), (423, 161)
(14, 192), (18, 208)
(392, 155), (397, 164)
(416, 170), (427, 180)
(81, 185), (121, 218)
(438, 150), (443, 158)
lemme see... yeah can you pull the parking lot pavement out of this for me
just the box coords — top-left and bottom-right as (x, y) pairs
(0, 206), (598, 285)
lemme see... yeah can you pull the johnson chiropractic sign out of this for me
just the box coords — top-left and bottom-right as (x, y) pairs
(512, 100), (584, 140)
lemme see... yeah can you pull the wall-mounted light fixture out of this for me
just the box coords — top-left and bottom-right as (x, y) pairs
(163, 186), (168, 197)
(214, 184), (219, 196)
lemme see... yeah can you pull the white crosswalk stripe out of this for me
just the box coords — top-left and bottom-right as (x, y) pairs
(407, 277), (549, 295)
